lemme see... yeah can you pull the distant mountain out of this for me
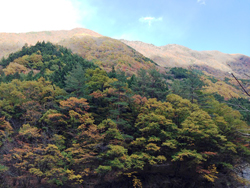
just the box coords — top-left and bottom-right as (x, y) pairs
(0, 28), (102, 59)
(120, 40), (250, 79)
(1, 28), (249, 78)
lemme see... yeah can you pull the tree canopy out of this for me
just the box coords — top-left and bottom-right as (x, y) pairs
(0, 42), (249, 188)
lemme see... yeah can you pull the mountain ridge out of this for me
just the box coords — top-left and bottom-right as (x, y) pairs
(1, 28), (249, 79)
(0, 28), (102, 58)
(120, 39), (250, 79)
(0, 28), (157, 75)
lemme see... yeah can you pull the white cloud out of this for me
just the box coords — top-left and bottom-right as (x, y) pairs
(0, 0), (83, 33)
(197, 0), (206, 5)
(139, 16), (163, 26)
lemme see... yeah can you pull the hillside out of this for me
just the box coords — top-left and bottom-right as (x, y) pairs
(0, 28), (102, 58)
(0, 42), (249, 188)
(120, 40), (250, 79)
(1, 28), (249, 100)
(58, 36), (156, 74)
(1, 28), (250, 79)
(0, 29), (157, 75)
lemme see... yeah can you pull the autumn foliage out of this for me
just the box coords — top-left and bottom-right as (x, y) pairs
(0, 42), (249, 188)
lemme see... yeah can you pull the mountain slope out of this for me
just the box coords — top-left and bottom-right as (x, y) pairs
(0, 29), (157, 75)
(120, 40), (250, 79)
(58, 36), (156, 74)
(0, 28), (102, 58)
(1, 28), (249, 78)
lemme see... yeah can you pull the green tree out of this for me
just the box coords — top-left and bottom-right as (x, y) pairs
(171, 71), (207, 105)
(131, 68), (168, 101)
(85, 68), (113, 92)
(64, 63), (88, 98)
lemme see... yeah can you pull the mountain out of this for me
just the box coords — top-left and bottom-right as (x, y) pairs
(0, 30), (250, 188)
(120, 40), (250, 79)
(1, 28), (250, 79)
(0, 28), (102, 59)
(58, 36), (156, 74)
(0, 29), (157, 75)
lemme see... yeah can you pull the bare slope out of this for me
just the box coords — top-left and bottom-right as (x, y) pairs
(120, 40), (250, 79)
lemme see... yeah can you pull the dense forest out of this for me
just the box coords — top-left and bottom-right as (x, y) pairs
(0, 42), (249, 188)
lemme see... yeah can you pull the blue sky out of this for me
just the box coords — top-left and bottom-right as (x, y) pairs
(0, 0), (249, 56)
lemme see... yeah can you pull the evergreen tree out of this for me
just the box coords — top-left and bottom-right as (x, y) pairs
(108, 79), (130, 131)
(108, 65), (117, 78)
(183, 73), (206, 103)
(131, 68), (168, 101)
(171, 71), (207, 105)
(64, 63), (88, 98)
(147, 68), (168, 100)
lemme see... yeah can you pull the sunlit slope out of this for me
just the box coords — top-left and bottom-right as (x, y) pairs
(59, 36), (157, 74)
(121, 40), (250, 79)
(0, 28), (102, 58)
(0, 28), (157, 75)
(1, 28), (249, 78)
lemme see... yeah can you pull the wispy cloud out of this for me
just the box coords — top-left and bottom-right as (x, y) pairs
(197, 0), (206, 5)
(139, 16), (163, 26)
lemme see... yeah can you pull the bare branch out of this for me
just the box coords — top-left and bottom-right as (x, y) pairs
(244, 73), (250, 79)
(230, 72), (250, 97)
(237, 131), (250, 137)
(226, 102), (250, 112)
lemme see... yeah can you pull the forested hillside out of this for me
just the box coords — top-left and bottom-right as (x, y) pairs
(58, 36), (157, 75)
(0, 28), (157, 76)
(2, 28), (250, 81)
(0, 42), (249, 188)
